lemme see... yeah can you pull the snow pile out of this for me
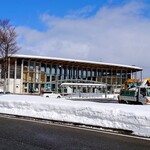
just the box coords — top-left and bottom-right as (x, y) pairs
(0, 95), (150, 137)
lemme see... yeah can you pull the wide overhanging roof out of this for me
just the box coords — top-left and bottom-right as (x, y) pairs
(10, 54), (142, 71)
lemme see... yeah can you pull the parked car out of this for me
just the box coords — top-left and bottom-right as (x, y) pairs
(42, 91), (62, 98)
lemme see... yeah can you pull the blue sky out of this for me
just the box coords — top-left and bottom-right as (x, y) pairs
(0, 0), (103, 29)
(0, 0), (135, 30)
(1, 0), (150, 77)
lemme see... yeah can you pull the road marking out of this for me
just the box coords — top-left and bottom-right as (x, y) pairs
(0, 114), (150, 141)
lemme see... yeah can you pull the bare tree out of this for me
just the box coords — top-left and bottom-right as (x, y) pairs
(0, 19), (20, 94)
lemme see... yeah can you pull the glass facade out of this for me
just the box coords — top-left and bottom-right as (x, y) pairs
(0, 56), (142, 94)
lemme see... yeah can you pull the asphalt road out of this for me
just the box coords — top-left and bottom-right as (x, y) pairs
(0, 116), (150, 150)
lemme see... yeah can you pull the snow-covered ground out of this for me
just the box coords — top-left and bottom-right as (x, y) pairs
(0, 94), (150, 137)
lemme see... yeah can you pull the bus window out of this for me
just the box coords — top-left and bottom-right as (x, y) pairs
(140, 88), (146, 96)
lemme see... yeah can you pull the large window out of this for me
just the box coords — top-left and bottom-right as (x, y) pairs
(83, 69), (87, 79)
(17, 59), (21, 79)
(64, 66), (67, 80)
(87, 69), (91, 80)
(41, 63), (46, 72)
(29, 72), (34, 82)
(52, 65), (56, 81)
(10, 59), (15, 78)
(46, 64), (51, 82)
(29, 61), (35, 72)
(72, 67), (77, 79)
(23, 61), (28, 72)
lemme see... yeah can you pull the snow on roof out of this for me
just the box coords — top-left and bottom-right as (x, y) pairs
(11, 54), (142, 70)
(61, 83), (107, 87)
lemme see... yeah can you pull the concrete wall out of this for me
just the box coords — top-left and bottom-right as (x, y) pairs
(9, 79), (21, 94)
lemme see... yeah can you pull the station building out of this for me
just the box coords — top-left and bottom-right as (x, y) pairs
(0, 54), (142, 94)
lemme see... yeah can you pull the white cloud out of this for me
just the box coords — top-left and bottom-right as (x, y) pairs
(16, 1), (150, 77)
(66, 5), (95, 19)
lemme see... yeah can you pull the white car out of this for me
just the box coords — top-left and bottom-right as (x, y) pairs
(42, 92), (62, 98)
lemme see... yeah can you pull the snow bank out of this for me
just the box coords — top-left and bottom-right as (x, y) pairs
(0, 95), (150, 137)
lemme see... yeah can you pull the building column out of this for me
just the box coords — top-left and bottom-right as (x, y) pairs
(90, 69), (92, 81)
(115, 69), (117, 85)
(110, 69), (112, 86)
(81, 68), (83, 80)
(55, 65), (58, 93)
(121, 70), (123, 85)
(65, 65), (68, 80)
(140, 71), (142, 81)
(20, 59), (24, 94)
(86, 68), (88, 81)
(106, 69), (108, 84)
(27, 60), (30, 94)
(50, 63), (52, 82)
(101, 69), (102, 83)
(13, 59), (17, 93)
(7, 58), (10, 92)
(131, 70), (133, 79)
(126, 70), (128, 80)
(95, 69), (98, 82)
